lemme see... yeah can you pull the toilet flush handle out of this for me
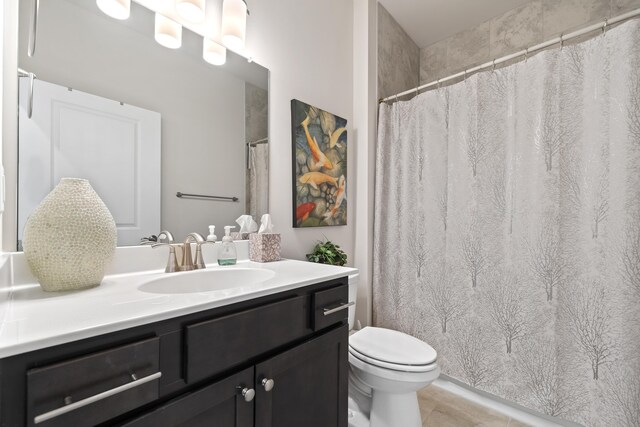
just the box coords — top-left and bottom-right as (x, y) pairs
(261, 378), (275, 392)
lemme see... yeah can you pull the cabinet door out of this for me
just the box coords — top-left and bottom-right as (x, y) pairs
(255, 325), (348, 427)
(120, 367), (254, 427)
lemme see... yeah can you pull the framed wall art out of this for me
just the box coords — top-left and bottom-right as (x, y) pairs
(291, 99), (347, 227)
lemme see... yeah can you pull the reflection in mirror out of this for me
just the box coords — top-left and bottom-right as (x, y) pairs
(17, 0), (268, 248)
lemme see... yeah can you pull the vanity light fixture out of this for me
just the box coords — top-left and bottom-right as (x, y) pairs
(203, 39), (227, 65)
(176, 0), (206, 23)
(155, 13), (182, 49)
(221, 0), (248, 51)
(96, 0), (130, 20)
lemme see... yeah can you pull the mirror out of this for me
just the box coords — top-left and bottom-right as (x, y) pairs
(16, 0), (269, 248)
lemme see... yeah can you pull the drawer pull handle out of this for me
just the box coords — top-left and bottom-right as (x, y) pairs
(261, 378), (275, 392)
(238, 387), (255, 402)
(34, 371), (162, 424)
(323, 301), (355, 316)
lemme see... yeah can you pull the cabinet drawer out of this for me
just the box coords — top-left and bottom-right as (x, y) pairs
(26, 337), (160, 427)
(312, 284), (350, 331)
(185, 296), (311, 383)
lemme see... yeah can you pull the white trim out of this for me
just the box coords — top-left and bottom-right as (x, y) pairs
(433, 376), (583, 427)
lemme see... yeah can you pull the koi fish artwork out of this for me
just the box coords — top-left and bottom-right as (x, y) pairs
(296, 202), (316, 223)
(329, 127), (346, 149)
(323, 175), (346, 221)
(301, 115), (333, 170)
(291, 99), (347, 227)
(298, 172), (338, 189)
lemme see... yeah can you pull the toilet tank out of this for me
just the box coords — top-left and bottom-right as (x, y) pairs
(348, 273), (359, 330)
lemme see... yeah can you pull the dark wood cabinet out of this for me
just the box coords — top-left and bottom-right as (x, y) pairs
(0, 278), (350, 427)
(121, 325), (348, 427)
(255, 325), (348, 427)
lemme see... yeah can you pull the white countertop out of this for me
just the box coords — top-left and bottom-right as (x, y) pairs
(0, 258), (357, 358)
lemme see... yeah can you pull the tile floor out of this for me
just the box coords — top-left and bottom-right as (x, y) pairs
(418, 385), (532, 427)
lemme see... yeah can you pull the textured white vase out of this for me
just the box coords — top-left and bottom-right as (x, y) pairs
(23, 178), (117, 292)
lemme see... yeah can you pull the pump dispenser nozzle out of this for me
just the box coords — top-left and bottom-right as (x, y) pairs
(223, 226), (235, 242)
(207, 225), (217, 242)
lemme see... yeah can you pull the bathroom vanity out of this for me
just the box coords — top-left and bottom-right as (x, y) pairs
(0, 253), (355, 427)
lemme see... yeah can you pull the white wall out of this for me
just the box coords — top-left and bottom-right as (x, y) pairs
(5, 0), (357, 258)
(2, 0), (369, 322)
(1, 0), (18, 251)
(0, 1), (3, 248)
(245, 0), (355, 263)
(353, 0), (377, 326)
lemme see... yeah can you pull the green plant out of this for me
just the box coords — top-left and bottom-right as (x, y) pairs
(306, 239), (347, 266)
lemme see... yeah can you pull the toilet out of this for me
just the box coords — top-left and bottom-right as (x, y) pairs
(347, 274), (440, 427)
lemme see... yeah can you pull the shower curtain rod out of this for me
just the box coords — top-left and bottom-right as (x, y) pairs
(380, 7), (640, 103)
(247, 137), (268, 146)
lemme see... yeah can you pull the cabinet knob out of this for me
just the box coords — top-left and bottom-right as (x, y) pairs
(261, 378), (275, 392)
(239, 387), (255, 402)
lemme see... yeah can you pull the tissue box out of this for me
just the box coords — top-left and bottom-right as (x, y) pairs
(249, 233), (281, 262)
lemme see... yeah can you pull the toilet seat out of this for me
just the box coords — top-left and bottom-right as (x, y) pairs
(349, 327), (437, 369)
(349, 351), (440, 385)
(348, 346), (438, 373)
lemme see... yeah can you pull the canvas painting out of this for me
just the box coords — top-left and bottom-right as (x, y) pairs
(291, 99), (347, 227)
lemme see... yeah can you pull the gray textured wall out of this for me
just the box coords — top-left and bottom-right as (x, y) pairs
(245, 83), (269, 216)
(420, 0), (640, 84)
(245, 83), (269, 145)
(377, 3), (419, 100)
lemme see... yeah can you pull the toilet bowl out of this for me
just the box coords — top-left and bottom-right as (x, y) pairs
(347, 274), (440, 427)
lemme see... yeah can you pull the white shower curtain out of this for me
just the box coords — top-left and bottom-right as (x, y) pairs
(374, 19), (640, 426)
(247, 143), (269, 219)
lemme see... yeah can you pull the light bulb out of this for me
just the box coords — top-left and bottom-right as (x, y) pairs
(155, 13), (182, 49)
(96, 0), (130, 20)
(203, 39), (227, 65)
(176, 0), (205, 23)
(221, 0), (247, 51)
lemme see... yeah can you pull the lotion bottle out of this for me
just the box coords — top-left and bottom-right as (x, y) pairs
(218, 226), (237, 266)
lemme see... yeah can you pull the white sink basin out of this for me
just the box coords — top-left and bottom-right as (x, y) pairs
(138, 267), (275, 294)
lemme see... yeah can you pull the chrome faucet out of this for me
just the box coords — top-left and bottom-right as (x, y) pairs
(140, 230), (175, 245)
(153, 232), (214, 272)
(157, 230), (174, 243)
(181, 233), (205, 271)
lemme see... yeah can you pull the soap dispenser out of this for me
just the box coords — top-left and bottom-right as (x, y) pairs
(218, 226), (237, 266)
(207, 225), (217, 242)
